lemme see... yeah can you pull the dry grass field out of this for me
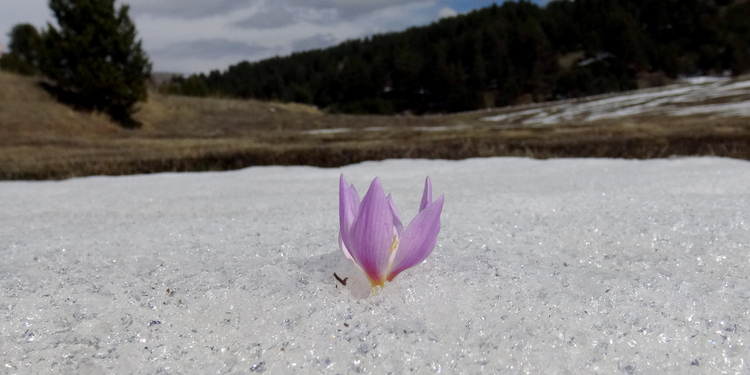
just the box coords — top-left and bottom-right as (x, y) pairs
(2, 70), (749, 180)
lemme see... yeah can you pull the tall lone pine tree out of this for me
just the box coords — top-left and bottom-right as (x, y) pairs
(40, 0), (151, 127)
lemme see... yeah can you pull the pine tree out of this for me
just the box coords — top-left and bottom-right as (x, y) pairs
(40, 0), (151, 127)
(0, 24), (42, 75)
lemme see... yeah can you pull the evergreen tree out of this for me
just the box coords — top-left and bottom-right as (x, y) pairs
(0, 24), (42, 75)
(39, 0), (151, 127)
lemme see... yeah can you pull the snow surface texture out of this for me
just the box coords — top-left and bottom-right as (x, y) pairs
(482, 77), (750, 126)
(1, 158), (749, 374)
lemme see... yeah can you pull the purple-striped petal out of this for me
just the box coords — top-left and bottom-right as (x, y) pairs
(419, 176), (433, 212)
(349, 184), (361, 208)
(338, 232), (355, 263)
(386, 194), (404, 239)
(348, 177), (393, 286)
(387, 194), (444, 281)
(344, 176), (362, 221)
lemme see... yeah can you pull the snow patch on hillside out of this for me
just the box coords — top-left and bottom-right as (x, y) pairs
(483, 77), (750, 126)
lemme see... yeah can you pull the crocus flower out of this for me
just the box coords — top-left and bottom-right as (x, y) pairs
(339, 174), (444, 288)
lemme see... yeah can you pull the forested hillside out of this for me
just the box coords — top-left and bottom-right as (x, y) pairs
(162, 0), (750, 114)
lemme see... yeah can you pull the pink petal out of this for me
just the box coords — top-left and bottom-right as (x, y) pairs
(349, 184), (361, 208)
(419, 176), (433, 212)
(338, 232), (355, 264)
(386, 194), (404, 239)
(348, 177), (393, 286)
(338, 174), (358, 256)
(387, 194), (444, 281)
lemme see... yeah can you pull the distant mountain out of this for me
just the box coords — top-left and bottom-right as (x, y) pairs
(162, 0), (750, 115)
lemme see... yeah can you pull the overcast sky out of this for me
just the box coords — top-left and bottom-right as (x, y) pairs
(0, 0), (549, 74)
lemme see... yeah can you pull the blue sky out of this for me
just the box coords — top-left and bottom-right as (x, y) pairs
(0, 0), (551, 74)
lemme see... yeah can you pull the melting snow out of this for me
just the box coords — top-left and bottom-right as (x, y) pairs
(483, 77), (750, 126)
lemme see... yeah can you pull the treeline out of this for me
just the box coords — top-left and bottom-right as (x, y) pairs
(162, 0), (750, 114)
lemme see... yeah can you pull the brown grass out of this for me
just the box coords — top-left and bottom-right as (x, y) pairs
(1, 70), (749, 180)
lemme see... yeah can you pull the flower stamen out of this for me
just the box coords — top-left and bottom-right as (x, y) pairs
(390, 234), (399, 255)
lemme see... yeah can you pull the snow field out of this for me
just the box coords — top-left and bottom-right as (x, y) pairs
(0, 157), (749, 374)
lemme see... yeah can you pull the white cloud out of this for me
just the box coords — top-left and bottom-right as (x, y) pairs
(124, 0), (252, 19)
(0, 0), (467, 74)
(291, 33), (338, 51)
(285, 0), (431, 18)
(437, 6), (458, 19)
(136, 0), (438, 73)
(233, 4), (297, 29)
(152, 39), (270, 60)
